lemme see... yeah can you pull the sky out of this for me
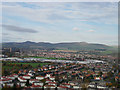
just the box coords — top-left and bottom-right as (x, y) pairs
(1, 2), (118, 45)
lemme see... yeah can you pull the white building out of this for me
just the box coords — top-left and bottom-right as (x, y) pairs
(23, 75), (31, 79)
(36, 76), (44, 80)
(18, 76), (27, 82)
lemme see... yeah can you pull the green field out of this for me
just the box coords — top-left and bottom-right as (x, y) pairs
(100, 51), (113, 55)
(10, 63), (49, 67)
(3, 62), (49, 69)
(22, 56), (66, 60)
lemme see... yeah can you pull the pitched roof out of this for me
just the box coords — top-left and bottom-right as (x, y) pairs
(58, 86), (68, 88)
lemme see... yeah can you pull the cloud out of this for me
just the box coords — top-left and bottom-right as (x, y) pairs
(2, 2), (117, 24)
(1, 2), (117, 45)
(2, 24), (38, 33)
(88, 30), (95, 32)
(72, 27), (79, 31)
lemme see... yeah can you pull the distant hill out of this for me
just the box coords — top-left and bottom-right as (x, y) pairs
(2, 41), (115, 51)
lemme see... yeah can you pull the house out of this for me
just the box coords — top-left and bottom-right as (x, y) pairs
(38, 69), (41, 71)
(48, 82), (57, 87)
(18, 76), (27, 82)
(94, 77), (101, 81)
(33, 81), (44, 86)
(87, 84), (95, 88)
(72, 85), (80, 89)
(49, 76), (55, 81)
(36, 76), (44, 80)
(88, 83), (107, 89)
(57, 86), (68, 90)
(27, 73), (34, 76)
(49, 66), (52, 70)
(12, 74), (18, 78)
(7, 75), (15, 80)
(1, 76), (6, 79)
(44, 85), (56, 90)
(97, 85), (107, 89)
(45, 74), (52, 78)
(3, 82), (14, 87)
(0, 78), (12, 84)
(30, 84), (42, 89)
(17, 82), (26, 87)
(29, 70), (35, 73)
(45, 79), (52, 83)
(43, 67), (48, 71)
(61, 83), (71, 88)
(68, 81), (79, 86)
(51, 66), (55, 69)
(115, 76), (119, 81)
(23, 75), (31, 79)
(40, 68), (44, 71)
(29, 79), (40, 84)
(79, 76), (84, 80)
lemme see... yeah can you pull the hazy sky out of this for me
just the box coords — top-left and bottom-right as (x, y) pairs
(2, 2), (118, 45)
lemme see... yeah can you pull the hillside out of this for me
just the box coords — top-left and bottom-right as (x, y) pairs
(2, 41), (115, 51)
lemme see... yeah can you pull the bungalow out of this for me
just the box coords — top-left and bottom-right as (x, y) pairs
(1, 76), (6, 79)
(49, 66), (52, 70)
(45, 74), (52, 78)
(43, 67), (48, 71)
(61, 83), (71, 88)
(44, 85), (56, 90)
(36, 76), (44, 80)
(0, 78), (12, 84)
(97, 85), (107, 89)
(88, 82), (108, 89)
(115, 76), (119, 81)
(48, 82), (57, 87)
(30, 85), (42, 89)
(27, 73), (34, 76)
(18, 70), (26, 75)
(55, 66), (58, 69)
(38, 69), (41, 71)
(17, 82), (26, 87)
(18, 76), (27, 82)
(40, 68), (44, 71)
(88, 84), (95, 88)
(57, 86), (68, 90)
(68, 81), (79, 86)
(3, 82), (14, 87)
(29, 70), (35, 73)
(33, 81), (44, 86)
(79, 76), (84, 80)
(94, 77), (102, 81)
(23, 75), (31, 79)
(45, 79), (52, 83)
(51, 66), (55, 69)
(29, 79), (40, 84)
(86, 74), (92, 78)
(12, 74), (18, 78)
(49, 76), (55, 81)
(7, 75), (15, 80)
(72, 85), (80, 89)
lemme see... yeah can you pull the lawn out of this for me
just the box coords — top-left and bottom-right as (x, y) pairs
(3, 62), (49, 69)
(10, 63), (48, 67)
(100, 50), (113, 55)
(22, 56), (66, 60)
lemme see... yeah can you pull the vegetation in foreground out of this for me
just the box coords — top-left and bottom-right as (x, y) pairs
(2, 62), (50, 76)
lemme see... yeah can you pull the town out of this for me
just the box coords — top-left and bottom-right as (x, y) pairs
(0, 56), (120, 89)
(1, 1), (119, 90)
(1, 46), (119, 89)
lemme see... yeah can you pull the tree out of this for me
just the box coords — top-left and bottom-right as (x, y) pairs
(25, 79), (30, 87)
(98, 71), (103, 77)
